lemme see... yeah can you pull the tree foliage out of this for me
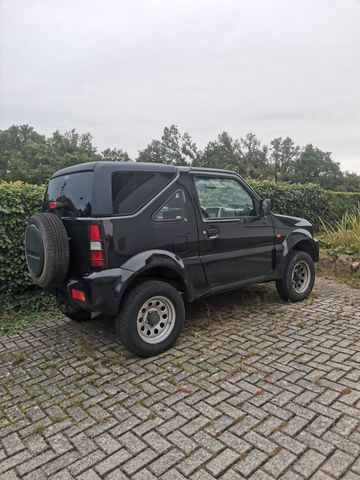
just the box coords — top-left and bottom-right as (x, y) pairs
(241, 133), (269, 179)
(293, 144), (343, 190)
(101, 148), (131, 162)
(0, 124), (359, 191)
(341, 172), (360, 192)
(137, 125), (198, 165)
(270, 137), (300, 181)
(195, 132), (243, 172)
(137, 126), (358, 192)
(0, 125), (131, 184)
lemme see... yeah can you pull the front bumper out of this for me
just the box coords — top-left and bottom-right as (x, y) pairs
(64, 268), (135, 316)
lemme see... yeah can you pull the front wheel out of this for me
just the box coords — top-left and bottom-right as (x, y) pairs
(116, 280), (185, 357)
(276, 251), (315, 302)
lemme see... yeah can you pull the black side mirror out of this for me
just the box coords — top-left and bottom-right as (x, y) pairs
(260, 198), (271, 216)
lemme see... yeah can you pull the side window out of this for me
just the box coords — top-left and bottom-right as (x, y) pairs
(153, 190), (186, 222)
(194, 176), (256, 219)
(111, 171), (174, 215)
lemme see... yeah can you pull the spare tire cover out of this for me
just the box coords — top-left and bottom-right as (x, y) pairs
(25, 213), (70, 288)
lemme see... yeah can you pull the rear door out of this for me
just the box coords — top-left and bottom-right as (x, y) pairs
(191, 173), (275, 288)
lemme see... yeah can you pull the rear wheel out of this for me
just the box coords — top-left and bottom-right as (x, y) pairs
(116, 280), (185, 357)
(276, 251), (315, 302)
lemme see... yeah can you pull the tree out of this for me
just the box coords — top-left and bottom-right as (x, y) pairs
(196, 132), (245, 174)
(0, 125), (47, 180)
(293, 144), (343, 190)
(137, 125), (198, 165)
(1, 124), (357, 191)
(2, 126), (100, 184)
(48, 129), (99, 168)
(339, 172), (360, 192)
(270, 137), (300, 181)
(240, 133), (269, 178)
(101, 148), (131, 162)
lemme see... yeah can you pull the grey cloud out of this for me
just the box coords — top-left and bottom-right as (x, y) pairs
(0, 0), (359, 172)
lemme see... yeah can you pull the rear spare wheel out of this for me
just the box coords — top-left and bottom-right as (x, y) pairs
(25, 213), (69, 288)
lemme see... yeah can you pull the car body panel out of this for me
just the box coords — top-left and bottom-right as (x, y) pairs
(186, 171), (276, 287)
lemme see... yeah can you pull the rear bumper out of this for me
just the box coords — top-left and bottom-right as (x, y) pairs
(64, 268), (134, 315)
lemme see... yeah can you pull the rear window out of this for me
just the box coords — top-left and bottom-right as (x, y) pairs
(112, 171), (174, 215)
(44, 171), (93, 217)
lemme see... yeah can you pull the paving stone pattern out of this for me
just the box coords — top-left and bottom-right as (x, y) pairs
(1, 277), (360, 479)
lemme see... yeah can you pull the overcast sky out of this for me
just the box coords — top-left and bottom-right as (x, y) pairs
(0, 0), (359, 172)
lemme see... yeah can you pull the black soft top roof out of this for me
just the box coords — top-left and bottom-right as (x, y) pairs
(51, 161), (179, 178)
(51, 161), (235, 179)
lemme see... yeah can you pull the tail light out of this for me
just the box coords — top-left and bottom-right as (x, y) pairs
(49, 201), (64, 209)
(71, 288), (86, 302)
(89, 223), (104, 267)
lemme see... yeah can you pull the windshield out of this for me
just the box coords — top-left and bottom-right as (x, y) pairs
(44, 171), (94, 217)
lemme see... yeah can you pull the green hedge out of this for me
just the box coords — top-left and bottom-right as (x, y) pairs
(248, 180), (329, 228)
(326, 191), (360, 221)
(0, 182), (45, 295)
(0, 180), (359, 297)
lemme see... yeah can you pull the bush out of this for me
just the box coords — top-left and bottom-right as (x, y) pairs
(248, 180), (329, 228)
(249, 180), (360, 229)
(325, 191), (360, 224)
(0, 182), (45, 296)
(320, 204), (360, 255)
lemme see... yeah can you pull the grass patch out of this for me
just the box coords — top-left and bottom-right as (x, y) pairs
(0, 290), (60, 336)
(1, 313), (45, 336)
(269, 446), (283, 457)
(317, 205), (360, 288)
(12, 351), (26, 365)
(317, 262), (360, 289)
(320, 204), (360, 252)
(341, 387), (352, 395)
(52, 413), (68, 423)
(76, 334), (94, 359)
(31, 423), (46, 435)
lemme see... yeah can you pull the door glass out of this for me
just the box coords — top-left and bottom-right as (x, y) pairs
(153, 190), (185, 221)
(194, 176), (255, 219)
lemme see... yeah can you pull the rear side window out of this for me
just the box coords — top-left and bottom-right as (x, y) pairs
(112, 172), (174, 215)
(153, 190), (186, 222)
(44, 171), (93, 217)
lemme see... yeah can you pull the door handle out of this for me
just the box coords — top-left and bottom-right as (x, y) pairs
(207, 228), (219, 239)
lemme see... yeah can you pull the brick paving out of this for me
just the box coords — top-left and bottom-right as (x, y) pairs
(1, 277), (360, 479)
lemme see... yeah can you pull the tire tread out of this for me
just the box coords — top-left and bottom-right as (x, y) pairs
(275, 251), (315, 302)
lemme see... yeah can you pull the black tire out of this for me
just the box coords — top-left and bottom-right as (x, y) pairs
(276, 251), (315, 302)
(116, 280), (185, 357)
(25, 213), (69, 288)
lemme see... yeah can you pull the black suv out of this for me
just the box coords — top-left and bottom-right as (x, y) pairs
(25, 162), (319, 356)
